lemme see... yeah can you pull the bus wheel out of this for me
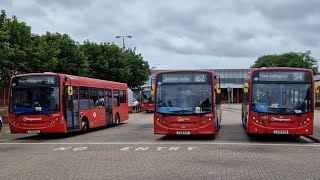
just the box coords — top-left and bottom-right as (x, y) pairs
(217, 118), (221, 131)
(81, 118), (89, 133)
(115, 114), (120, 125)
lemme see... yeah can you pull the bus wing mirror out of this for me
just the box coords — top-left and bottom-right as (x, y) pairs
(67, 86), (73, 96)
(151, 85), (155, 95)
(215, 83), (221, 94)
(243, 83), (249, 93)
(315, 83), (320, 94)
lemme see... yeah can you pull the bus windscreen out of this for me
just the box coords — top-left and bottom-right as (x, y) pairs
(156, 72), (212, 115)
(10, 76), (60, 115)
(251, 71), (312, 115)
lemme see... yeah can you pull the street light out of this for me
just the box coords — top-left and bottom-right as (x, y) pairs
(116, 35), (132, 49)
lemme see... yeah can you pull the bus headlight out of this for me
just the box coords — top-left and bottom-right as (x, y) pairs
(157, 118), (166, 124)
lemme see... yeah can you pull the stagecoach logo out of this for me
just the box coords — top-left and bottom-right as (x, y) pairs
(23, 117), (42, 122)
(93, 112), (97, 118)
(270, 117), (291, 122)
(177, 117), (190, 122)
(254, 77), (259, 81)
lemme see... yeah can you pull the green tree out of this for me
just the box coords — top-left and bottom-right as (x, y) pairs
(53, 33), (88, 76)
(81, 42), (149, 87)
(124, 48), (150, 88)
(251, 51), (319, 75)
(0, 11), (32, 86)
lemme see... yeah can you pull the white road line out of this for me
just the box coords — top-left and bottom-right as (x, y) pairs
(0, 142), (319, 147)
(0, 139), (13, 142)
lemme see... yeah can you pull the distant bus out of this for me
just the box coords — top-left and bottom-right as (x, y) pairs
(242, 67), (318, 136)
(140, 85), (154, 112)
(153, 70), (222, 135)
(9, 72), (129, 134)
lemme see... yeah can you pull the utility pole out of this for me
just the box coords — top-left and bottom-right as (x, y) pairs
(116, 35), (132, 49)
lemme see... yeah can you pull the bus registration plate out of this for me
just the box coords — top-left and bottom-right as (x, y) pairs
(273, 130), (288, 134)
(28, 130), (40, 134)
(176, 131), (191, 135)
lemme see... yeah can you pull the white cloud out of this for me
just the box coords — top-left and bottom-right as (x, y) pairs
(2, 0), (320, 69)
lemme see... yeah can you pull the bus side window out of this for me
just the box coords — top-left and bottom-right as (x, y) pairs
(79, 87), (89, 109)
(89, 87), (98, 109)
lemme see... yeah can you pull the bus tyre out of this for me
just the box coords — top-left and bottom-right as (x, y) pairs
(292, 135), (300, 139)
(217, 118), (221, 131)
(115, 114), (120, 125)
(81, 119), (88, 133)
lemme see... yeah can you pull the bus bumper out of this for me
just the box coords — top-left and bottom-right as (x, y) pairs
(247, 122), (313, 135)
(154, 120), (217, 135)
(9, 121), (67, 134)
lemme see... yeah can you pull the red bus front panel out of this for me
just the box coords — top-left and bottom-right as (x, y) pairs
(247, 112), (313, 135)
(140, 86), (154, 112)
(154, 113), (218, 135)
(140, 103), (154, 112)
(9, 114), (67, 134)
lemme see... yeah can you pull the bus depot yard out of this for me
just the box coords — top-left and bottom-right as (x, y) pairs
(1, 105), (320, 179)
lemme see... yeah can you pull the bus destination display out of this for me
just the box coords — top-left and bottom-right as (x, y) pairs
(161, 73), (208, 83)
(255, 71), (308, 82)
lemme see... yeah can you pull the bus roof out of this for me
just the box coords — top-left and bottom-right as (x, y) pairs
(155, 69), (214, 76)
(251, 67), (313, 73)
(11, 72), (127, 88)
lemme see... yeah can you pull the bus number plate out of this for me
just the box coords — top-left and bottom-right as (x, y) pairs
(273, 130), (288, 134)
(176, 131), (191, 135)
(28, 130), (40, 134)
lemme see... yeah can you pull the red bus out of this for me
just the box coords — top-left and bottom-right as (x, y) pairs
(153, 70), (222, 135)
(8, 72), (129, 134)
(140, 85), (154, 112)
(242, 67), (319, 136)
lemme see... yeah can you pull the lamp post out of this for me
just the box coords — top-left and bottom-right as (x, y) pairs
(116, 35), (132, 49)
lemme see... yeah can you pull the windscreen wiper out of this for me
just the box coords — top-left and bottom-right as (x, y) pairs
(258, 112), (270, 116)
(169, 109), (203, 117)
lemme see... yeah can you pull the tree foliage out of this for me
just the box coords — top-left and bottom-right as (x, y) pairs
(251, 51), (319, 75)
(0, 10), (32, 86)
(0, 10), (150, 87)
(80, 42), (149, 87)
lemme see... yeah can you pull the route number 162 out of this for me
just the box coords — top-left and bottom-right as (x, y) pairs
(195, 75), (205, 82)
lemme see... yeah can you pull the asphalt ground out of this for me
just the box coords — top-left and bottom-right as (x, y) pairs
(0, 108), (319, 179)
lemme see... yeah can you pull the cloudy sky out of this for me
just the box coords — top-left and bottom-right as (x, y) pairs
(2, 0), (320, 70)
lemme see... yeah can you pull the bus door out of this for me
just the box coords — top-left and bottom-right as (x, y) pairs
(65, 86), (80, 130)
(105, 89), (113, 125)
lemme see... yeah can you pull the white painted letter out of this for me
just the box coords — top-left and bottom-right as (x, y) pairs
(156, 147), (167, 151)
(187, 147), (198, 151)
(73, 147), (88, 151)
(53, 147), (72, 151)
(135, 147), (150, 151)
(169, 147), (180, 151)
(120, 147), (133, 151)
